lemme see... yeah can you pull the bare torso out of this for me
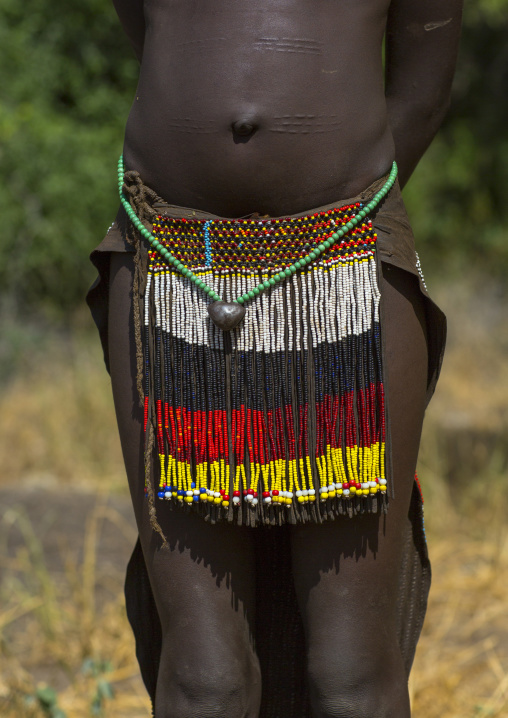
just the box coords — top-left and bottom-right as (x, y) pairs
(122, 0), (394, 216)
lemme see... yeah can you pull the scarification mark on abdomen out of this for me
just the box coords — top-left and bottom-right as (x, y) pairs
(254, 37), (322, 54)
(165, 119), (218, 134)
(269, 114), (341, 134)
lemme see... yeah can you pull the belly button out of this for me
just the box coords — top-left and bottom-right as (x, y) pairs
(232, 120), (257, 137)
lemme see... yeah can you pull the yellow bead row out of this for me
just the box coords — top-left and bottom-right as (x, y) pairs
(155, 443), (385, 504)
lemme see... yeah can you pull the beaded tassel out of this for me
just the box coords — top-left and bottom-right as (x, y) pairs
(146, 203), (387, 522)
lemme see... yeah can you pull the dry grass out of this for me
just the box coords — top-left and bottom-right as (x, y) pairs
(0, 498), (151, 717)
(0, 277), (507, 717)
(411, 523), (508, 718)
(0, 311), (124, 494)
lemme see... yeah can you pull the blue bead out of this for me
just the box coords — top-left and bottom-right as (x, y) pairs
(193, 496), (200, 502)
(191, 482), (196, 489)
(177, 489), (185, 496)
(157, 491), (165, 499)
(200, 487), (207, 493)
(204, 220), (213, 267)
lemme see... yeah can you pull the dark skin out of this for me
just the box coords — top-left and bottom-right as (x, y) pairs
(113, 0), (462, 210)
(108, 1), (462, 716)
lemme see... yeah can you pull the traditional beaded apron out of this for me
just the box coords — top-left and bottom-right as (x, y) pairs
(119, 157), (398, 528)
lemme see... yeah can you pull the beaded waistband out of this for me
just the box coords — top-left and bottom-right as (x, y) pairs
(151, 203), (377, 275)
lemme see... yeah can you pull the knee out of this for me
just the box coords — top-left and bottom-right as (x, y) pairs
(156, 651), (261, 718)
(307, 654), (409, 718)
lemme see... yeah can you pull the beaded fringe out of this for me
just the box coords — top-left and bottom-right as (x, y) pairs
(142, 205), (388, 526)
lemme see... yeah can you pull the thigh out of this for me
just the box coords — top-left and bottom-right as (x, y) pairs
(289, 264), (428, 713)
(107, 252), (260, 710)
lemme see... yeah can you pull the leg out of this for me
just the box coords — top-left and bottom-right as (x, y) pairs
(108, 252), (261, 718)
(290, 264), (429, 718)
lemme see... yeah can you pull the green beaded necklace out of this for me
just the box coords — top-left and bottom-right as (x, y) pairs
(118, 155), (398, 330)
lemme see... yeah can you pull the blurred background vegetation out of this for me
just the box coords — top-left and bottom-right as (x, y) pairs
(0, 0), (507, 319)
(1, 1), (507, 717)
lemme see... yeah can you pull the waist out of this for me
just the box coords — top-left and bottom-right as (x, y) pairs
(123, 110), (394, 216)
(109, 162), (417, 282)
(141, 169), (394, 222)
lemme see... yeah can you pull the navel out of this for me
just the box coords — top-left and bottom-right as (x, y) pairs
(232, 119), (258, 137)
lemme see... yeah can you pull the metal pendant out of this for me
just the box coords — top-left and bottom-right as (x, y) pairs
(207, 300), (246, 331)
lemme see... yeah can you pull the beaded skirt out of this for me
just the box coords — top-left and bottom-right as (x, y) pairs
(142, 201), (389, 526)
